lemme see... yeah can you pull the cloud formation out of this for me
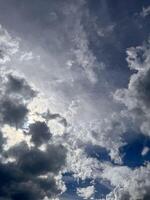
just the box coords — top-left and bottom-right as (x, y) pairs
(0, 2), (150, 199)
(141, 6), (150, 18)
(28, 121), (52, 146)
(0, 24), (67, 200)
(77, 186), (95, 199)
(108, 39), (150, 200)
(0, 158), (61, 200)
(114, 40), (150, 136)
(0, 88), (67, 200)
(0, 25), (19, 64)
(103, 163), (150, 200)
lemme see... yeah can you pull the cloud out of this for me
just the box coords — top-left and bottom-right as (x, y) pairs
(28, 121), (52, 146)
(0, 24), (19, 64)
(50, 112), (126, 187)
(140, 6), (150, 18)
(1, 127), (30, 152)
(42, 110), (67, 127)
(77, 185), (95, 199)
(0, 131), (5, 152)
(17, 144), (66, 175)
(0, 98), (28, 128)
(141, 146), (150, 156)
(84, 114), (126, 163)
(0, 162), (60, 200)
(103, 163), (150, 200)
(114, 40), (150, 136)
(104, 39), (150, 199)
(0, 142), (66, 200)
(0, 126), (66, 200)
(0, 3), (149, 199)
(126, 42), (150, 71)
(5, 74), (36, 100)
(19, 51), (34, 61)
(71, 16), (98, 84)
(0, 24), (68, 199)
(97, 24), (116, 37)
(0, 68), (36, 129)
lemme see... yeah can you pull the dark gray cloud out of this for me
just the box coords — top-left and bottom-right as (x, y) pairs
(0, 131), (5, 152)
(0, 142), (66, 200)
(0, 66), (67, 199)
(42, 110), (61, 121)
(0, 72), (36, 128)
(0, 162), (60, 200)
(132, 68), (150, 108)
(0, 98), (28, 128)
(42, 110), (68, 127)
(58, 117), (68, 127)
(5, 74), (36, 100)
(28, 121), (52, 146)
(18, 144), (66, 175)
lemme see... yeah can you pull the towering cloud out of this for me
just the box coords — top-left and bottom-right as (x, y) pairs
(114, 40), (150, 136)
(103, 163), (150, 200)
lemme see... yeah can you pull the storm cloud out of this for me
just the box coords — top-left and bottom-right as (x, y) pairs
(0, 24), (67, 199)
(0, 98), (28, 128)
(28, 121), (52, 146)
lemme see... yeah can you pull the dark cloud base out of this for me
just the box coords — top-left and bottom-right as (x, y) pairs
(0, 72), (67, 200)
(0, 143), (66, 200)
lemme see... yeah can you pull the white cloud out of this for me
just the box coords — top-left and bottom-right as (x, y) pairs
(2, 125), (31, 150)
(114, 39), (150, 136)
(97, 24), (116, 37)
(72, 20), (98, 84)
(19, 51), (34, 61)
(86, 114), (126, 163)
(0, 24), (19, 64)
(103, 163), (150, 200)
(140, 6), (150, 18)
(66, 148), (102, 180)
(97, 38), (150, 200)
(77, 186), (95, 199)
(141, 146), (150, 156)
(126, 42), (150, 71)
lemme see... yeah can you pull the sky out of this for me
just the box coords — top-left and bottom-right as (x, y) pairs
(0, 0), (150, 199)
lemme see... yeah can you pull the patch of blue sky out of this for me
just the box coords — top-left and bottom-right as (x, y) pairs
(85, 144), (111, 162)
(120, 132), (150, 168)
(61, 173), (112, 199)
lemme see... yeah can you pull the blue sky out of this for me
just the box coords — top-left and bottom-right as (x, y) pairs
(0, 0), (150, 199)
